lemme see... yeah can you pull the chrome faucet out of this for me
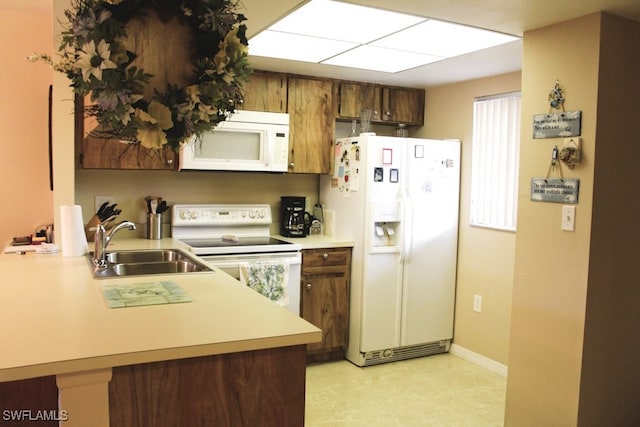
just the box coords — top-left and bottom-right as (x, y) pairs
(93, 221), (136, 268)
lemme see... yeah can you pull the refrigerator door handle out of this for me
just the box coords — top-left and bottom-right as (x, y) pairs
(401, 196), (413, 263)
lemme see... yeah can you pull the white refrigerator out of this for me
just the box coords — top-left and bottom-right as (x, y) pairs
(320, 134), (460, 366)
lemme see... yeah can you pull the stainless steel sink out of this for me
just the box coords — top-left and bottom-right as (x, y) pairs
(105, 249), (190, 264)
(88, 249), (213, 278)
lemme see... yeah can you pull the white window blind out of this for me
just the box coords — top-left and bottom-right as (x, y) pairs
(470, 92), (521, 231)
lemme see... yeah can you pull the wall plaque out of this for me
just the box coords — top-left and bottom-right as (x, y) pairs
(532, 111), (581, 138)
(530, 178), (579, 203)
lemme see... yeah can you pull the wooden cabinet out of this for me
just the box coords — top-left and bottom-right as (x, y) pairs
(287, 77), (335, 174)
(110, 346), (306, 426)
(336, 81), (425, 126)
(240, 71), (287, 113)
(337, 83), (382, 121)
(79, 135), (178, 170)
(301, 247), (351, 362)
(76, 95), (178, 170)
(381, 86), (425, 125)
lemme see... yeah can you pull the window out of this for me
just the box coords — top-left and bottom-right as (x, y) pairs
(470, 92), (521, 231)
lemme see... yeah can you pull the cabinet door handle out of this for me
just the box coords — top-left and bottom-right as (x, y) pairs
(322, 253), (329, 259)
(306, 283), (312, 290)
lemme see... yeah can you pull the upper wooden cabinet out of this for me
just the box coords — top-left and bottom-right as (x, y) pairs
(240, 71), (287, 113)
(76, 94), (178, 170)
(381, 87), (425, 125)
(336, 82), (425, 126)
(287, 77), (334, 174)
(337, 83), (382, 121)
(79, 136), (178, 170)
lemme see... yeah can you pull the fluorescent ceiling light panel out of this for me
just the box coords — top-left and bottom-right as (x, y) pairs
(249, 30), (357, 62)
(248, 0), (521, 73)
(270, 0), (424, 44)
(372, 20), (520, 57)
(323, 45), (442, 73)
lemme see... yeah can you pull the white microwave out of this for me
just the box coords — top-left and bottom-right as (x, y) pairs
(179, 110), (290, 172)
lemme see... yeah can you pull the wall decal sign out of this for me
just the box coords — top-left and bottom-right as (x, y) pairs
(532, 110), (582, 138)
(530, 178), (579, 203)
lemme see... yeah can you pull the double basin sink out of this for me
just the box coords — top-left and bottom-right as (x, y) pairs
(88, 249), (212, 278)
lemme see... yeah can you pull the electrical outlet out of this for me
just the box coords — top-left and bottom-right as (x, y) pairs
(473, 294), (482, 313)
(94, 196), (115, 213)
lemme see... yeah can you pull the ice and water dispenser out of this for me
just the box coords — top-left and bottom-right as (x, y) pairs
(370, 201), (402, 250)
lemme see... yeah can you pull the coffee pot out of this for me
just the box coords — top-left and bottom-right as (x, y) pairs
(280, 196), (311, 237)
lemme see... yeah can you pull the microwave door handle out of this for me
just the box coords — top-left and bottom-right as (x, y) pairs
(263, 129), (271, 166)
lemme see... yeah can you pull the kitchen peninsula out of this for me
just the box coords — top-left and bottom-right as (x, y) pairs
(0, 238), (321, 426)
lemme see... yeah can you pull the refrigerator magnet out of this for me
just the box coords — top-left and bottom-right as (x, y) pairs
(390, 169), (399, 183)
(382, 148), (393, 164)
(415, 145), (424, 158)
(374, 167), (384, 182)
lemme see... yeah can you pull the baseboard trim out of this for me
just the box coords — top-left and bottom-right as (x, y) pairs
(450, 344), (508, 377)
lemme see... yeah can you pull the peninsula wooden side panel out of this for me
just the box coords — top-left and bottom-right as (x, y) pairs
(109, 345), (307, 426)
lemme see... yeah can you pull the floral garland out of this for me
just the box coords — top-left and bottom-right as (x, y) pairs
(30, 0), (251, 150)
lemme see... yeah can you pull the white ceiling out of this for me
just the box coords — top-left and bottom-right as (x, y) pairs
(241, 0), (640, 88)
(6, 0), (640, 88)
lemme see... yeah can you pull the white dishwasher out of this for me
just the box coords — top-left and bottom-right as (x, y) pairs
(171, 204), (302, 315)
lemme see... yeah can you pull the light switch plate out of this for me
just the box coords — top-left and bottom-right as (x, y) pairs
(561, 205), (576, 231)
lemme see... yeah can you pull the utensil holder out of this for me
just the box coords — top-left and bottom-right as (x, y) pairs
(147, 213), (162, 240)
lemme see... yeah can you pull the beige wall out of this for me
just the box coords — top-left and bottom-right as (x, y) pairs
(75, 170), (319, 237)
(579, 13), (640, 425)
(506, 13), (640, 425)
(0, 8), (53, 245)
(417, 72), (521, 365)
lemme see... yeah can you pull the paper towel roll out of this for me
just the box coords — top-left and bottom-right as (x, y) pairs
(60, 205), (89, 257)
(324, 209), (336, 237)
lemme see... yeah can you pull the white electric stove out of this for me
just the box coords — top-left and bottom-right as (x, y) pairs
(171, 204), (301, 315)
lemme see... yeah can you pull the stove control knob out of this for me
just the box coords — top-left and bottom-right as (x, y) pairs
(190, 211), (199, 220)
(179, 210), (188, 220)
(258, 209), (265, 218)
(248, 210), (255, 218)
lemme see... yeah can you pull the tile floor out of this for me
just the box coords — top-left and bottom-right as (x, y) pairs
(305, 353), (506, 426)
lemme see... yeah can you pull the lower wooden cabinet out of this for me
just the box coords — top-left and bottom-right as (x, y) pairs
(300, 247), (351, 363)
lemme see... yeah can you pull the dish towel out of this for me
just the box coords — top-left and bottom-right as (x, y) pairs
(239, 260), (290, 307)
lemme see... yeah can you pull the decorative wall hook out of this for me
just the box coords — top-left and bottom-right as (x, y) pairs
(559, 137), (582, 169)
(545, 145), (564, 181)
(548, 80), (565, 112)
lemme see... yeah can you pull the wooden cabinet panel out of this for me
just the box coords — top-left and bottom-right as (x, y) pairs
(337, 83), (382, 120)
(381, 87), (425, 125)
(76, 95), (178, 170)
(80, 136), (178, 170)
(337, 81), (425, 126)
(109, 346), (307, 426)
(241, 71), (287, 113)
(287, 78), (334, 174)
(0, 376), (58, 426)
(302, 276), (349, 353)
(301, 248), (351, 361)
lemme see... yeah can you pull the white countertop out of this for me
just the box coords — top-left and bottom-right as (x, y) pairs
(275, 234), (355, 249)
(0, 238), (321, 382)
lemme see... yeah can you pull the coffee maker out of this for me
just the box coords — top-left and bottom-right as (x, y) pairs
(280, 196), (310, 237)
